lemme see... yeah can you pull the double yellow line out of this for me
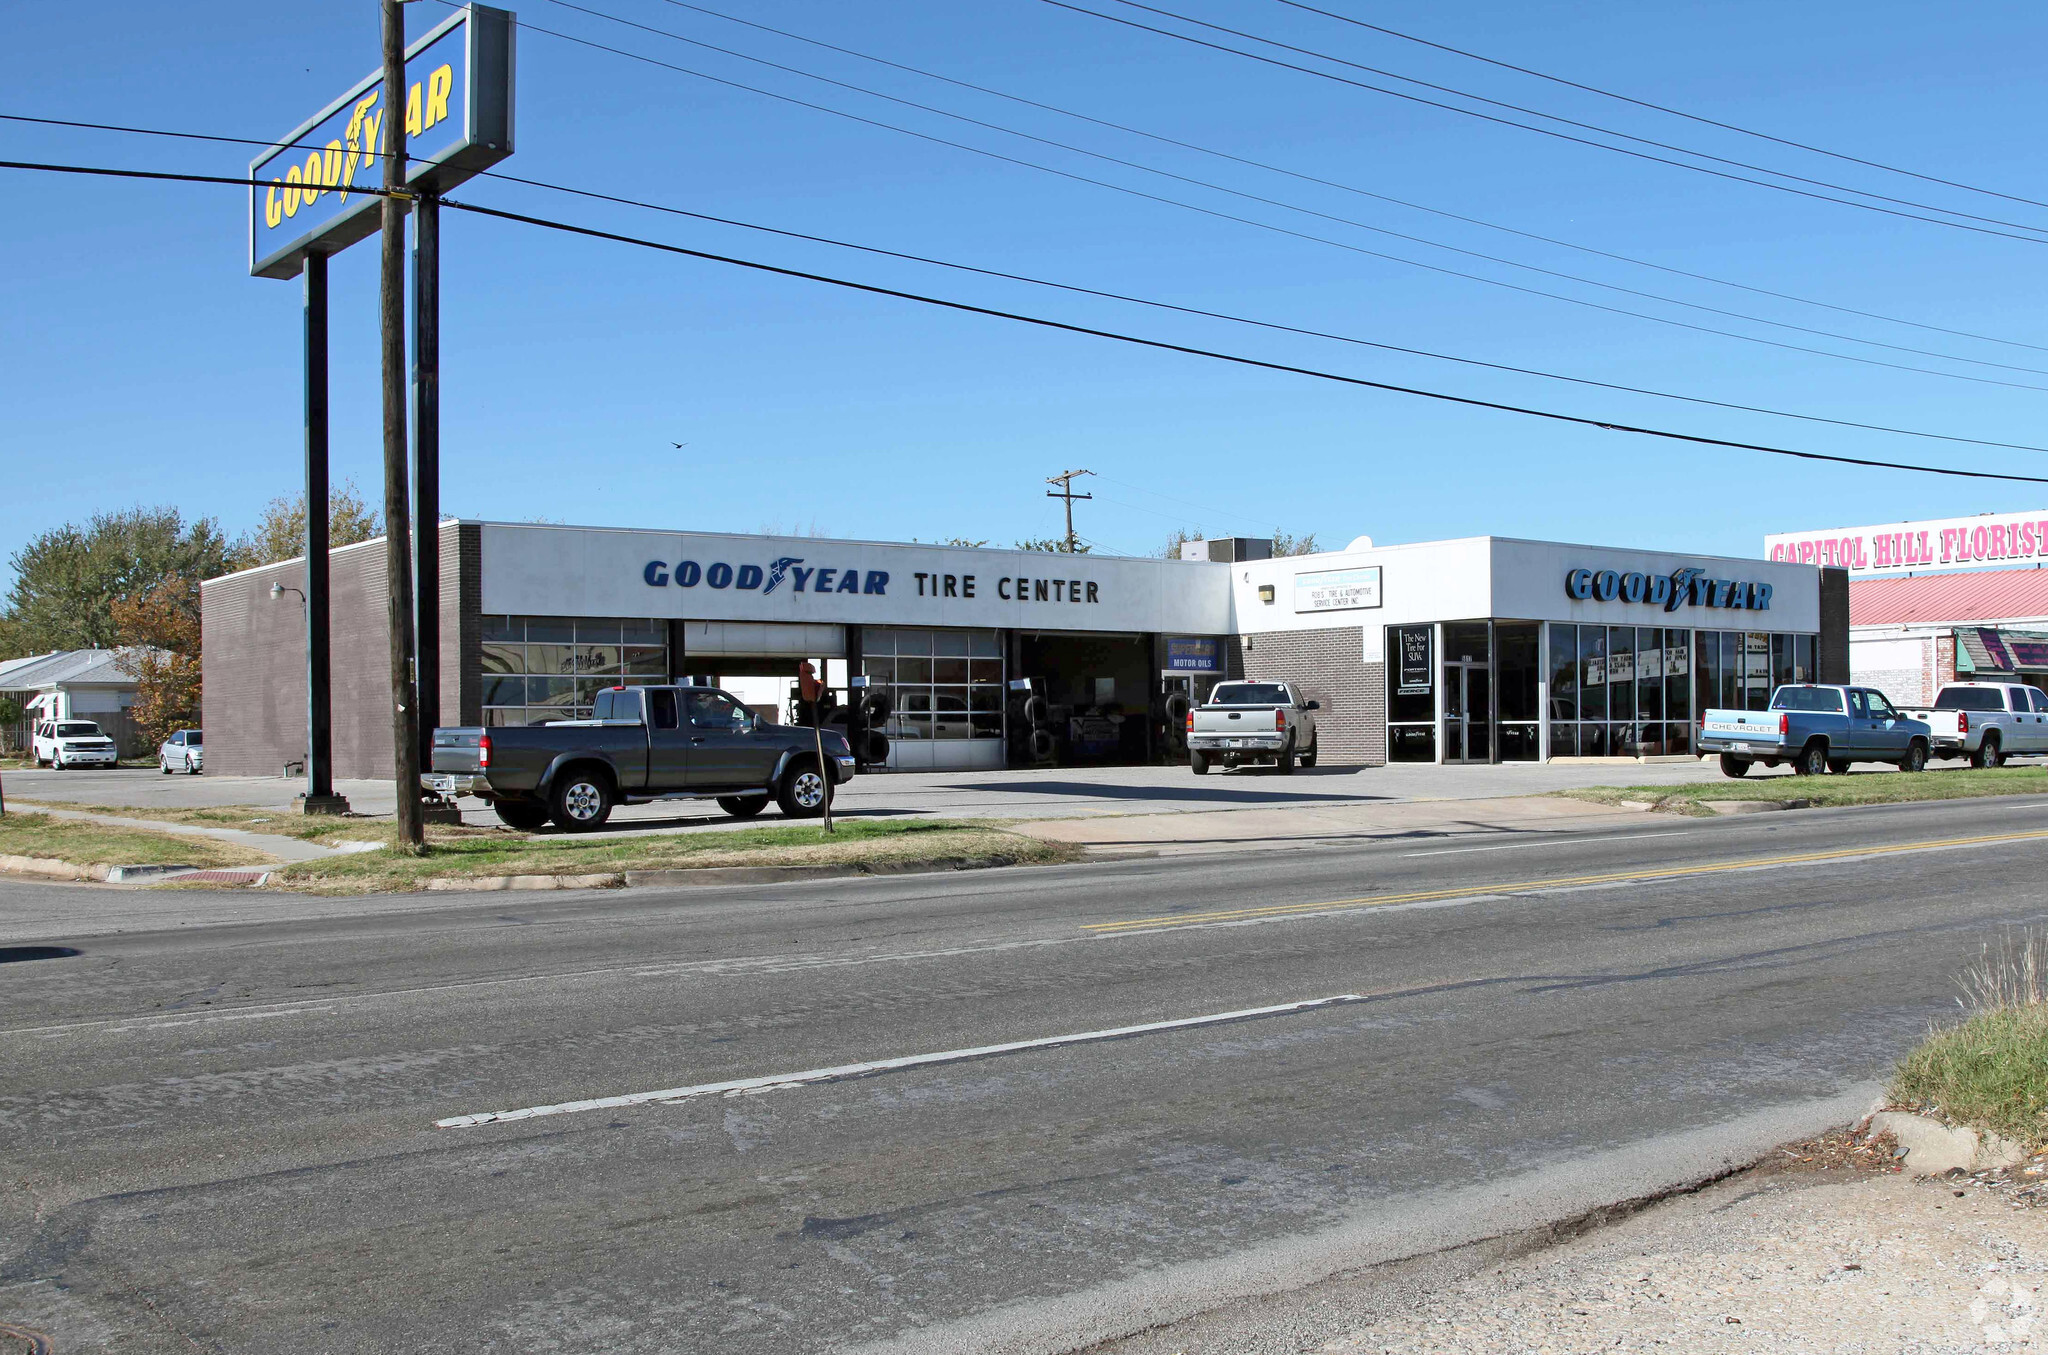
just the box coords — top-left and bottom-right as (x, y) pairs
(1081, 827), (2048, 934)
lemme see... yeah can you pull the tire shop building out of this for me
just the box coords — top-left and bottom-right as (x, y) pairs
(201, 520), (1840, 776)
(1768, 511), (2048, 705)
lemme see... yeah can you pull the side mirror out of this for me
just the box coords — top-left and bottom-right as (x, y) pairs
(1305, 700), (1321, 711)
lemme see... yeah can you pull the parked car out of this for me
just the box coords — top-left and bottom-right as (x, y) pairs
(424, 683), (857, 831)
(1903, 682), (2048, 768)
(1185, 680), (1320, 774)
(32, 719), (120, 770)
(1697, 683), (1931, 777)
(158, 728), (203, 775)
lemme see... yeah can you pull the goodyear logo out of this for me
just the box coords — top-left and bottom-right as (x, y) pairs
(258, 67), (456, 229)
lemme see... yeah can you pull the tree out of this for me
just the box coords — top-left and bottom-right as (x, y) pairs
(112, 576), (202, 748)
(1272, 530), (1320, 557)
(235, 480), (384, 567)
(2, 507), (238, 654)
(1014, 537), (1092, 554)
(915, 536), (990, 547)
(1156, 527), (1202, 559)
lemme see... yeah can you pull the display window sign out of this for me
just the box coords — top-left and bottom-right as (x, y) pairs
(1396, 625), (1432, 694)
(1295, 566), (1382, 613)
(1166, 637), (1222, 673)
(1565, 566), (1771, 613)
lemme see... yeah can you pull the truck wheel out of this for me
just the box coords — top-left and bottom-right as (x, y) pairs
(1190, 751), (1209, 775)
(1973, 735), (2004, 769)
(1902, 740), (1929, 774)
(1827, 758), (1851, 776)
(1300, 736), (1318, 768)
(776, 757), (832, 818)
(1793, 742), (1828, 777)
(490, 798), (551, 831)
(548, 768), (615, 832)
(1717, 753), (1751, 778)
(718, 795), (769, 819)
(1275, 737), (1296, 775)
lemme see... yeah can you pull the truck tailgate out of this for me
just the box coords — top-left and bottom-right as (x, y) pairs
(1699, 709), (1784, 746)
(1192, 708), (1282, 734)
(431, 728), (485, 774)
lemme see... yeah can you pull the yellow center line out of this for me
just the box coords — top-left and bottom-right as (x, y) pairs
(1081, 827), (2048, 933)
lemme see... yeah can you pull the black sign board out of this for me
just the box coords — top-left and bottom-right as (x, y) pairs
(1397, 626), (1432, 695)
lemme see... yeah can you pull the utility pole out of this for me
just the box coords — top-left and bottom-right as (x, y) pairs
(1045, 468), (1094, 554)
(381, 0), (425, 852)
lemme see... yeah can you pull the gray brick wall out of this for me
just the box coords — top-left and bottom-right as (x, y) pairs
(1225, 625), (1385, 765)
(202, 523), (469, 781)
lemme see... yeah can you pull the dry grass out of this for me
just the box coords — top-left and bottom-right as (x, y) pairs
(0, 810), (273, 869)
(1561, 763), (2048, 816)
(1891, 929), (2048, 1150)
(263, 818), (1080, 894)
(9, 800), (391, 844)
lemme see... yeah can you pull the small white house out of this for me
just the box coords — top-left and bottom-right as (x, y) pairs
(0, 648), (162, 756)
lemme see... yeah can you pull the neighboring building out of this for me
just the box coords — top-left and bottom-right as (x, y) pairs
(201, 520), (1838, 776)
(1766, 512), (2048, 706)
(0, 648), (159, 756)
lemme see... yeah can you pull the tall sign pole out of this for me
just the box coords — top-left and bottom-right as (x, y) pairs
(412, 193), (441, 773)
(381, 0), (425, 852)
(302, 252), (347, 813)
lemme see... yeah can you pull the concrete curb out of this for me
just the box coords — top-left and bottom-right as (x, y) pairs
(419, 853), (1072, 892)
(1871, 1109), (2028, 1174)
(0, 856), (273, 886)
(1701, 798), (1815, 815)
(0, 853), (95, 882)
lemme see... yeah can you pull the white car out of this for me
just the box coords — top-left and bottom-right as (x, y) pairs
(158, 728), (203, 774)
(33, 719), (120, 770)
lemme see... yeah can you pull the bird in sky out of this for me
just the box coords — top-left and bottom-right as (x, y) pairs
(671, 442), (688, 449)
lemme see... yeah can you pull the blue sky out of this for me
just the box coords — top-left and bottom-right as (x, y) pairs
(6, 0), (2048, 584)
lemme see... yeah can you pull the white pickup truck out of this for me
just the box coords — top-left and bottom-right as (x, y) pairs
(1185, 680), (1320, 774)
(1904, 681), (2048, 767)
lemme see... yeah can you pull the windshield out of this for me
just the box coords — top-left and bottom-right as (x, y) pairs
(56, 722), (103, 738)
(1209, 683), (1291, 706)
(1935, 687), (2011, 712)
(1770, 687), (1843, 714)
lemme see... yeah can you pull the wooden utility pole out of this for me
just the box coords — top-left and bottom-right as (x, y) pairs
(1045, 469), (1094, 553)
(381, 0), (425, 852)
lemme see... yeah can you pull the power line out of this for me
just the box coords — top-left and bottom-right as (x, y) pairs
(1041, 0), (2048, 245)
(14, 113), (2048, 450)
(516, 1), (2048, 380)
(454, 9), (2048, 392)
(643, 0), (2048, 356)
(1268, 0), (2048, 214)
(15, 154), (2048, 485)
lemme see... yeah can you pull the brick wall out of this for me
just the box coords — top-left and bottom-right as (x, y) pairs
(1819, 567), (1851, 684)
(1225, 625), (1385, 765)
(202, 523), (469, 780)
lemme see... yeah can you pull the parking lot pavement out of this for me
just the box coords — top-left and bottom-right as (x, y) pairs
(1, 757), (1765, 832)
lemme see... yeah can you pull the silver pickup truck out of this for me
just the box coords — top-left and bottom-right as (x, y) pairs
(426, 683), (856, 831)
(1904, 681), (2048, 768)
(1697, 683), (1930, 778)
(1185, 680), (1320, 774)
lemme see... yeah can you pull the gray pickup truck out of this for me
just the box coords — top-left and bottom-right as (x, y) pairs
(1185, 680), (1320, 774)
(1697, 683), (1931, 778)
(425, 684), (856, 831)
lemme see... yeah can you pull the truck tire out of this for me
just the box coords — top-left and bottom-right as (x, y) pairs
(1973, 734), (2004, 769)
(776, 756), (832, 818)
(1901, 739), (1929, 774)
(1190, 750), (1210, 775)
(1827, 758), (1852, 776)
(1275, 737), (1296, 775)
(717, 795), (769, 819)
(1793, 741), (1828, 777)
(1718, 753), (1751, 778)
(861, 690), (893, 722)
(548, 766), (615, 832)
(1300, 736), (1318, 768)
(493, 798), (551, 831)
(1023, 695), (1050, 726)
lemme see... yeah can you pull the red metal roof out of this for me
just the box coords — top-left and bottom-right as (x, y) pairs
(1850, 567), (2048, 625)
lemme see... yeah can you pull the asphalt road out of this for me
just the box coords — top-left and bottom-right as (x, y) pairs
(4, 795), (2047, 1353)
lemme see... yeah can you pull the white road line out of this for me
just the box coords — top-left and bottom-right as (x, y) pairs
(1404, 831), (1689, 858)
(434, 993), (1368, 1129)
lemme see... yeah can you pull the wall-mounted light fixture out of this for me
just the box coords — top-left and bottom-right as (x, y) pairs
(1257, 584), (1276, 604)
(269, 581), (306, 604)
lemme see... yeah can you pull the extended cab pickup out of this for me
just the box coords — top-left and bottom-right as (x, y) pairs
(425, 684), (856, 831)
(1697, 684), (1931, 778)
(1185, 680), (1320, 774)
(1903, 682), (2048, 768)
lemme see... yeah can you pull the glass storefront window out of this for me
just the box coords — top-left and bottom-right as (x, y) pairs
(1581, 625), (1608, 723)
(1637, 627), (1664, 726)
(865, 628), (1004, 744)
(1665, 631), (1691, 726)
(1772, 634), (1794, 692)
(1745, 633), (1771, 710)
(1794, 634), (1815, 684)
(1548, 624), (1578, 722)
(1608, 627), (1636, 723)
(1386, 625), (1437, 761)
(476, 615), (669, 725)
(1498, 623), (1539, 762)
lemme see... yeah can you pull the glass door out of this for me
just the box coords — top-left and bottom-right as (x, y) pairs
(1443, 661), (1492, 763)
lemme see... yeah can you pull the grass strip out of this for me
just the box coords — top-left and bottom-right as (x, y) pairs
(10, 801), (395, 844)
(1559, 763), (2048, 816)
(1891, 1005), (2048, 1151)
(264, 818), (1080, 894)
(0, 810), (273, 869)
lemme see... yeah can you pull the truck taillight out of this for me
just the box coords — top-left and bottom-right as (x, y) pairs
(1185, 710), (1194, 733)
(1275, 709), (1287, 731)
(1959, 711), (1969, 735)
(1779, 713), (1789, 737)
(1697, 707), (1705, 730)
(478, 732), (491, 768)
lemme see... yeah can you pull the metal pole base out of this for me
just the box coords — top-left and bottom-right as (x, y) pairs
(422, 799), (464, 826)
(302, 795), (352, 817)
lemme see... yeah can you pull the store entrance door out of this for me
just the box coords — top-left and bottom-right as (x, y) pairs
(1443, 661), (1492, 763)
